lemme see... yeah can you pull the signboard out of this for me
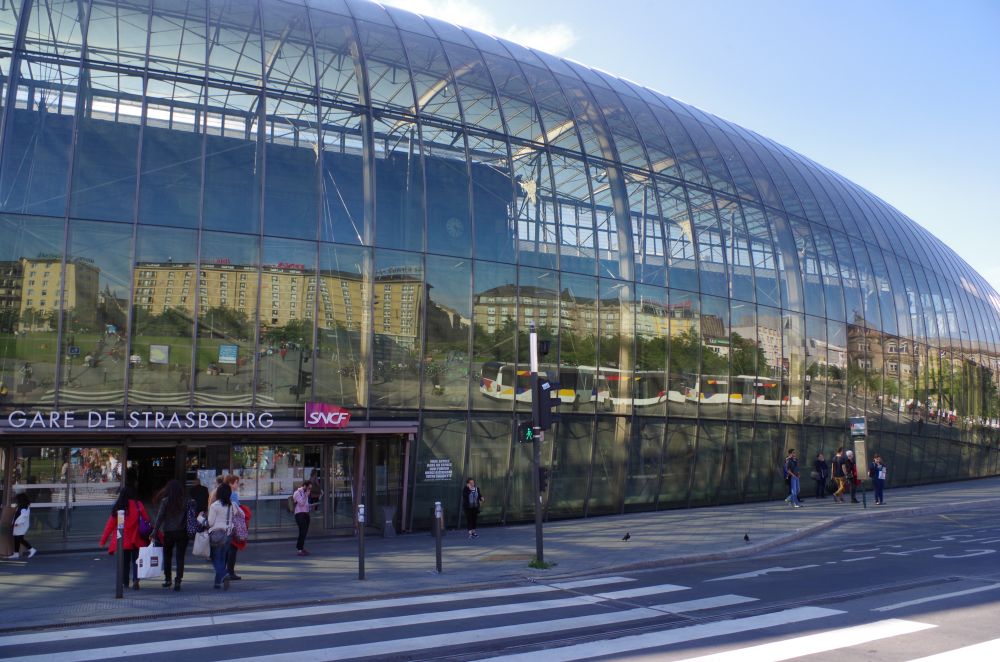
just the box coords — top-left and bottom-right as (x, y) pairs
(218, 344), (238, 365)
(849, 416), (867, 437)
(68, 346), (80, 356)
(6, 409), (273, 430)
(852, 439), (868, 483)
(424, 458), (452, 481)
(149, 344), (169, 365)
(304, 402), (351, 429)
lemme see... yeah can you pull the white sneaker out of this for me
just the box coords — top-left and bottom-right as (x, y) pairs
(28, 548), (37, 558)
(8, 553), (19, 559)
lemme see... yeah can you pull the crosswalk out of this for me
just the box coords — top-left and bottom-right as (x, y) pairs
(0, 574), (993, 662)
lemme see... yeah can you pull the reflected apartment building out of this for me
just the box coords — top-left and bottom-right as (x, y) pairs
(2, 0), (1000, 549)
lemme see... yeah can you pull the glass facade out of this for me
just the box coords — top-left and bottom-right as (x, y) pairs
(1, 0), (999, 533)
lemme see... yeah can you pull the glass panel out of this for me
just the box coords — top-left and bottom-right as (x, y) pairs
(0, 215), (64, 405)
(315, 242), (369, 410)
(467, 416), (512, 526)
(371, 249), (423, 409)
(729, 300), (758, 422)
(233, 443), (316, 530)
(470, 133), (516, 264)
(202, 86), (261, 233)
(517, 265), (558, 415)
(658, 421), (695, 507)
(129, 226), (197, 406)
(700, 294), (730, 420)
(559, 272), (598, 415)
(657, 179), (697, 292)
(600, 278), (633, 415)
(805, 314), (827, 425)
(756, 306), (783, 424)
(690, 421), (726, 506)
(588, 416), (628, 515)
(263, 97), (320, 240)
(719, 421), (754, 502)
(546, 415), (592, 519)
(688, 189), (727, 298)
(413, 415), (466, 530)
(634, 284), (668, 418)
(742, 203), (779, 307)
(60, 219), (131, 406)
(783, 311), (805, 424)
(192, 232), (258, 407)
(668, 289), (699, 419)
(256, 236), (316, 408)
(512, 145), (557, 270)
(328, 443), (357, 530)
(12, 445), (122, 544)
(624, 418), (663, 512)
(423, 255), (471, 409)
(373, 115), (423, 251)
(423, 125), (472, 258)
(472, 259), (517, 412)
(551, 153), (595, 276)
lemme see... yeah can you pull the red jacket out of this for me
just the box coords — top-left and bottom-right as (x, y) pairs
(99, 500), (150, 553)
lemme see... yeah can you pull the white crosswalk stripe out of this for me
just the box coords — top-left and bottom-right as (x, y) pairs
(473, 607), (843, 662)
(673, 618), (935, 661)
(906, 637), (1000, 661)
(0, 575), (634, 648)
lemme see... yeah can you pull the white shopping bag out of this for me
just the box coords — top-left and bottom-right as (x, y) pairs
(137, 544), (164, 579)
(192, 531), (210, 559)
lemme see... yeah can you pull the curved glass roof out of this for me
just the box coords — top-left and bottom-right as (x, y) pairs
(0, 0), (998, 346)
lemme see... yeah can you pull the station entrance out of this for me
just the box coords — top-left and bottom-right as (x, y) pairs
(2, 432), (412, 550)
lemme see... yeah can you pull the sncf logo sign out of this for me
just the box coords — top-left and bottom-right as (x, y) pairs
(304, 402), (351, 429)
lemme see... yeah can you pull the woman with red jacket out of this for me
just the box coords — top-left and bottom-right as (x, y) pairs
(99, 486), (150, 590)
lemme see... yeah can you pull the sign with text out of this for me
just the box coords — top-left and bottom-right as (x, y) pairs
(304, 402), (351, 429)
(849, 416), (867, 437)
(218, 344), (238, 365)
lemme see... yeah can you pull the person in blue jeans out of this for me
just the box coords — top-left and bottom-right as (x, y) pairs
(207, 483), (239, 590)
(784, 449), (803, 508)
(869, 453), (887, 504)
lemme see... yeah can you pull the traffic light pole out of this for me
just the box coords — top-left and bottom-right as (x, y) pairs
(529, 325), (544, 564)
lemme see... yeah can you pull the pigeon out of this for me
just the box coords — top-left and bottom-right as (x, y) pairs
(744, 533), (751, 544)
(622, 532), (631, 542)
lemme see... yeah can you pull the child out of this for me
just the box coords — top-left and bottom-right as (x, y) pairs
(9, 493), (37, 559)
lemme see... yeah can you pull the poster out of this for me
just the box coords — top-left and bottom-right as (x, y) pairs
(218, 344), (238, 365)
(149, 344), (169, 365)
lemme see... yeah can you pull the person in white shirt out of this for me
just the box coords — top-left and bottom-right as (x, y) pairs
(9, 493), (37, 559)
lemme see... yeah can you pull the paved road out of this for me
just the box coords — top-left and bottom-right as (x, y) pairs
(3, 507), (999, 661)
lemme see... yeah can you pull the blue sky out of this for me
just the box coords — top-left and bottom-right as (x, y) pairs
(384, 0), (1000, 294)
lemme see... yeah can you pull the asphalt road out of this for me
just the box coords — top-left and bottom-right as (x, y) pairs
(3, 507), (999, 661)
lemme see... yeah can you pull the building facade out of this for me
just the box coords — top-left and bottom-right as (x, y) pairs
(1, 0), (999, 546)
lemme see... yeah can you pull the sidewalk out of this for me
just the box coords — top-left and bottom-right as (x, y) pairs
(2, 476), (999, 632)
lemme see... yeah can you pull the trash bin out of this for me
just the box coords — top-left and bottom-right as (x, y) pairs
(381, 505), (396, 538)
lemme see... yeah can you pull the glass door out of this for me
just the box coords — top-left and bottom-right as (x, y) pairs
(366, 436), (405, 533)
(328, 444), (356, 531)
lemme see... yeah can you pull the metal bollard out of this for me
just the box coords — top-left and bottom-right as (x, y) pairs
(115, 509), (124, 599)
(357, 503), (365, 580)
(434, 501), (443, 574)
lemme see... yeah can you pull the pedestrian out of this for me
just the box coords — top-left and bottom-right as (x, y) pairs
(223, 474), (243, 580)
(152, 479), (190, 591)
(462, 478), (484, 538)
(845, 450), (860, 503)
(99, 486), (150, 590)
(8, 493), (37, 559)
(813, 452), (829, 499)
(783, 449), (803, 508)
(292, 480), (317, 556)
(831, 447), (848, 503)
(869, 453), (887, 505)
(189, 477), (209, 516)
(207, 482), (242, 590)
(782, 450), (793, 503)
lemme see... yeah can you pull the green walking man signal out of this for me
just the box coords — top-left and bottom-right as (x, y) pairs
(517, 421), (537, 444)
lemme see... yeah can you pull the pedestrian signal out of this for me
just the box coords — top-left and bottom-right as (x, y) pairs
(517, 421), (537, 444)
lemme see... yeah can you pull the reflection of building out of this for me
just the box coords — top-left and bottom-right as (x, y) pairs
(19, 257), (100, 330)
(0, 260), (23, 324)
(133, 260), (421, 347)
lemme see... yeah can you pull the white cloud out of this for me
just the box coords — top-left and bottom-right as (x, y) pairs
(378, 0), (577, 54)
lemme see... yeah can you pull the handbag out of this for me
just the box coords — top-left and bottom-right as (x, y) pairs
(185, 500), (201, 537)
(136, 543), (163, 579)
(137, 506), (153, 539)
(193, 530), (210, 558)
(809, 470), (820, 480)
(209, 505), (231, 547)
(232, 509), (248, 543)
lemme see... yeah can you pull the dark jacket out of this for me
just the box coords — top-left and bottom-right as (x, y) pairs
(814, 459), (829, 480)
(190, 484), (209, 514)
(153, 498), (188, 535)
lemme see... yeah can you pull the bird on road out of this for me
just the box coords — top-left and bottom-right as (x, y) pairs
(744, 533), (750, 544)
(622, 532), (631, 542)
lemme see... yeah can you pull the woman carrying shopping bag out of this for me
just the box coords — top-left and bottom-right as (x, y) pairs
(99, 486), (150, 590)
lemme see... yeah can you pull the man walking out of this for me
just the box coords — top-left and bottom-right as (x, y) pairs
(784, 449), (803, 508)
(845, 450), (860, 503)
(831, 447), (848, 503)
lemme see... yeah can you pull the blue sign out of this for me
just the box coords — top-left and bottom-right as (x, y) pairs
(68, 346), (80, 356)
(218, 344), (238, 365)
